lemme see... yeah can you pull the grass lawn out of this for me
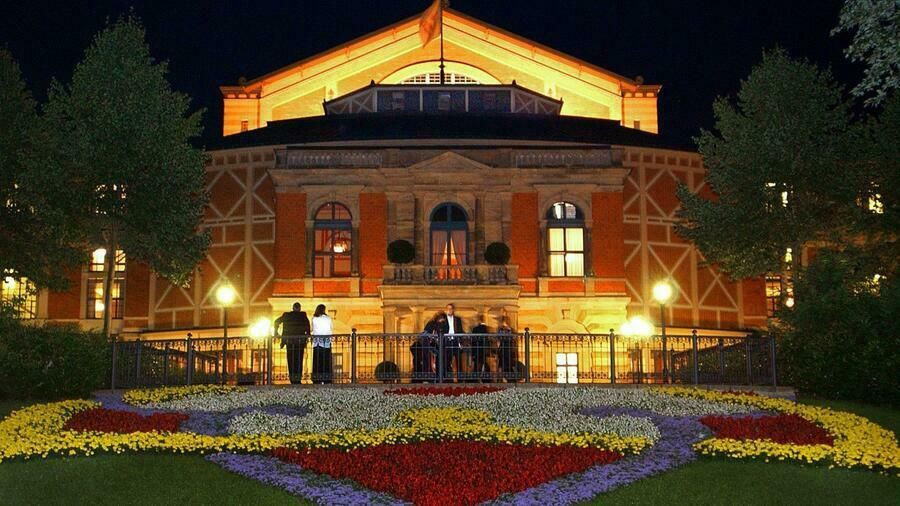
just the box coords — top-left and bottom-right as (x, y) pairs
(0, 396), (897, 505)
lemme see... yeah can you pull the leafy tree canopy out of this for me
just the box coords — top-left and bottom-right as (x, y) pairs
(45, 16), (209, 287)
(833, 0), (900, 106)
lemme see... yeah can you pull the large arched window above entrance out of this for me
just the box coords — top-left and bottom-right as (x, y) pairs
(430, 203), (468, 267)
(546, 202), (585, 277)
(314, 202), (352, 277)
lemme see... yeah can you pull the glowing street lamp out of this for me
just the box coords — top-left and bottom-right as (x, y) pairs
(652, 280), (674, 384)
(216, 282), (237, 384)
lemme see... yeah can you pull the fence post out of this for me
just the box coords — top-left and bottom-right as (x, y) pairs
(608, 329), (616, 385)
(186, 333), (194, 386)
(691, 329), (699, 386)
(769, 333), (778, 391)
(163, 342), (170, 386)
(266, 333), (274, 386)
(351, 328), (358, 384)
(745, 337), (753, 385)
(524, 328), (531, 383)
(717, 338), (725, 385)
(110, 335), (118, 390)
(135, 338), (143, 386)
(438, 333), (445, 384)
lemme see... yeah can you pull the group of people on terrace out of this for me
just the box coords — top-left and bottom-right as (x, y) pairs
(273, 302), (520, 384)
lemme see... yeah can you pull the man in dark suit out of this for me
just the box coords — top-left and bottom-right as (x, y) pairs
(470, 319), (490, 383)
(440, 303), (464, 382)
(274, 302), (310, 384)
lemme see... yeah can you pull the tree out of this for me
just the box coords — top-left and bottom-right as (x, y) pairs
(833, 0), (900, 106)
(0, 49), (87, 293)
(676, 49), (856, 280)
(45, 17), (209, 335)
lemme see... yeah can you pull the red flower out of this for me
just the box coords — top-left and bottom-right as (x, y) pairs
(64, 408), (188, 433)
(273, 441), (622, 506)
(384, 386), (504, 397)
(700, 414), (834, 445)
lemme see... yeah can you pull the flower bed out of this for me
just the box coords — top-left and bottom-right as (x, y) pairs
(1, 385), (896, 504)
(64, 408), (189, 434)
(272, 441), (623, 506)
(661, 387), (900, 472)
(384, 386), (504, 397)
(700, 414), (834, 445)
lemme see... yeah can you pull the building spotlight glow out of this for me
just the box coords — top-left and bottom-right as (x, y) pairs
(249, 317), (272, 340)
(620, 316), (654, 338)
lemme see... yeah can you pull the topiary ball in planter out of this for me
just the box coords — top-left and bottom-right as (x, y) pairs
(374, 361), (400, 383)
(387, 240), (415, 264)
(484, 242), (511, 265)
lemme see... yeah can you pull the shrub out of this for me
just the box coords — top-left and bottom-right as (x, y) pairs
(374, 361), (400, 383)
(0, 317), (110, 400)
(484, 242), (511, 265)
(777, 253), (900, 405)
(387, 240), (415, 264)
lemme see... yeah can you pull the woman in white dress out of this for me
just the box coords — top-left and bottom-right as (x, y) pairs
(310, 304), (333, 384)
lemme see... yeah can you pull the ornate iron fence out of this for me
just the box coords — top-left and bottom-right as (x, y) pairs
(110, 329), (777, 389)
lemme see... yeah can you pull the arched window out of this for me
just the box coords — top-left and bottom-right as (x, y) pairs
(401, 72), (480, 85)
(430, 203), (468, 268)
(314, 202), (352, 277)
(547, 202), (584, 277)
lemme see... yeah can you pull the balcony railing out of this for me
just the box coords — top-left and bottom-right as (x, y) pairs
(383, 264), (518, 285)
(110, 330), (779, 389)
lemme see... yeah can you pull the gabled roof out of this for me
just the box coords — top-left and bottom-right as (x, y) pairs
(220, 7), (659, 97)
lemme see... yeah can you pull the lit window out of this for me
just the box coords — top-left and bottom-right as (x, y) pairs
(555, 352), (578, 384)
(86, 278), (123, 320)
(868, 194), (884, 214)
(430, 203), (468, 274)
(401, 72), (479, 85)
(784, 248), (793, 266)
(1, 272), (37, 319)
(314, 202), (352, 277)
(765, 275), (782, 317)
(547, 202), (585, 277)
(90, 248), (126, 273)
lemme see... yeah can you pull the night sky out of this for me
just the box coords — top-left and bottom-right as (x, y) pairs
(1, 0), (861, 147)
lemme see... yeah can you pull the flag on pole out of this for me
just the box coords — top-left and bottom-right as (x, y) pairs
(418, 0), (442, 47)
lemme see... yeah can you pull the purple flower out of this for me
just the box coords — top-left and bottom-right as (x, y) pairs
(206, 452), (405, 505)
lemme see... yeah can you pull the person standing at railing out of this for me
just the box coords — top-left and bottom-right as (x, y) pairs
(274, 302), (310, 385)
(440, 303), (464, 382)
(470, 318), (490, 383)
(311, 304), (333, 384)
(497, 315), (516, 382)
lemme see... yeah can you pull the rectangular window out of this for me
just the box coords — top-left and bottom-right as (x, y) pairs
(90, 249), (126, 272)
(548, 228), (584, 277)
(765, 276), (782, 317)
(437, 93), (451, 111)
(1, 274), (37, 319)
(391, 92), (405, 111)
(555, 352), (578, 384)
(86, 278), (123, 320)
(633, 120), (641, 130)
(240, 120), (249, 132)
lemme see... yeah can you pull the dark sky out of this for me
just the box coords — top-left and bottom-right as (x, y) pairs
(1, 0), (861, 147)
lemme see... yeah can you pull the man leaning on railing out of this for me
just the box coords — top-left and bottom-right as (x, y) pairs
(274, 302), (310, 385)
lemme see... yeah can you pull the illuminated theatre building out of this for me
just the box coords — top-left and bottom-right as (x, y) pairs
(6, 8), (774, 382)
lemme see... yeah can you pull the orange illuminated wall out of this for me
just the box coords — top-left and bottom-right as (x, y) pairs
(359, 193), (388, 295)
(592, 191), (627, 294)
(273, 192), (306, 296)
(123, 260), (150, 328)
(46, 270), (82, 320)
(510, 192), (539, 294)
(221, 8), (659, 136)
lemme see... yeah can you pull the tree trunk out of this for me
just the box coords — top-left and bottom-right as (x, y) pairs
(102, 225), (117, 338)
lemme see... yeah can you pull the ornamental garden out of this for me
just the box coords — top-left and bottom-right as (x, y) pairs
(1, 385), (897, 505)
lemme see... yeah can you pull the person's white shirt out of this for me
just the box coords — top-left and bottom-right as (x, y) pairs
(311, 314), (333, 348)
(447, 315), (456, 335)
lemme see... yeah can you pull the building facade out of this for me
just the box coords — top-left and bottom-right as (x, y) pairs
(10, 7), (769, 342)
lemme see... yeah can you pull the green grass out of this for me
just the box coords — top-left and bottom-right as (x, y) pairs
(0, 454), (302, 505)
(0, 396), (897, 504)
(592, 459), (900, 505)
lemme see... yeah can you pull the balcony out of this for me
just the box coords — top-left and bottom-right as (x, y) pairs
(383, 264), (518, 285)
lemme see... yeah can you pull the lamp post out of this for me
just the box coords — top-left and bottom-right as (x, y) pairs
(216, 282), (237, 384)
(652, 281), (674, 384)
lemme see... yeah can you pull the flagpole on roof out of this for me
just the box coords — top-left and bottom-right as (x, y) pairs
(439, 0), (445, 85)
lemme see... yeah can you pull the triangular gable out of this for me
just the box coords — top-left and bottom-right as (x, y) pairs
(221, 8), (660, 135)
